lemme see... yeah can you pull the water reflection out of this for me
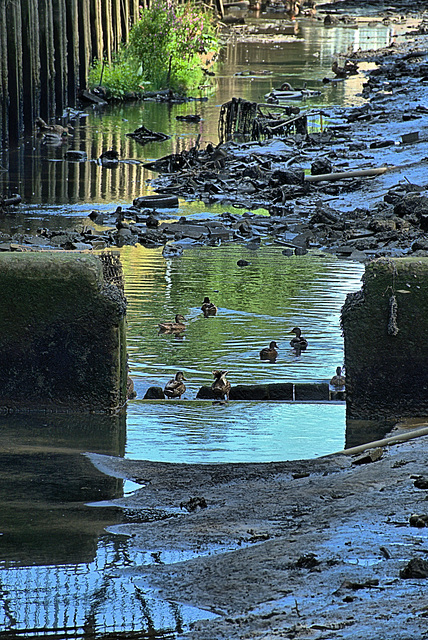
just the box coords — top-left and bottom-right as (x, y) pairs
(0, 412), (215, 638)
(127, 400), (346, 462)
(0, 412), (125, 566)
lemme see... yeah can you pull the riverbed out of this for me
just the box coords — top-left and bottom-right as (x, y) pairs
(0, 5), (425, 639)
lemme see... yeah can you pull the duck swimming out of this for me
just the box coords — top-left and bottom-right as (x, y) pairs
(164, 371), (187, 399)
(201, 297), (217, 317)
(211, 370), (231, 402)
(158, 314), (186, 334)
(289, 327), (308, 354)
(260, 341), (279, 361)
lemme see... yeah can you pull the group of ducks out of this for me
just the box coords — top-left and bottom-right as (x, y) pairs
(260, 327), (308, 361)
(159, 298), (345, 402)
(160, 297), (231, 401)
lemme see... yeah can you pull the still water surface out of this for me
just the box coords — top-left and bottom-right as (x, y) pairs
(0, 14), (389, 638)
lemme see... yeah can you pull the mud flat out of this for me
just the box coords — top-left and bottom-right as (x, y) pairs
(88, 429), (428, 639)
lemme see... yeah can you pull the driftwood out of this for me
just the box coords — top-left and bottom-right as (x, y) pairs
(0, 194), (22, 208)
(126, 125), (170, 144)
(305, 167), (389, 182)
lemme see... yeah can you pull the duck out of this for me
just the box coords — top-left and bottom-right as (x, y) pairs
(127, 375), (137, 399)
(260, 341), (279, 361)
(99, 149), (119, 163)
(329, 366), (346, 400)
(158, 314), (186, 334)
(289, 327), (308, 354)
(211, 370), (231, 402)
(35, 116), (73, 136)
(201, 296), (217, 317)
(164, 371), (187, 399)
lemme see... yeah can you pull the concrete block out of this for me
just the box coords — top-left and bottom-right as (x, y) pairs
(342, 257), (428, 420)
(0, 252), (128, 413)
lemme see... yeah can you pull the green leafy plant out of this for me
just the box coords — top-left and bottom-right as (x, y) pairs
(88, 1), (219, 97)
(128, 0), (219, 91)
(88, 52), (145, 100)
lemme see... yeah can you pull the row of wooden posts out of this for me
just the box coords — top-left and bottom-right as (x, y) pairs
(0, 0), (141, 146)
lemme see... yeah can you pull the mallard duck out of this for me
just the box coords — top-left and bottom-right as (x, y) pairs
(201, 296), (217, 317)
(289, 327), (308, 354)
(211, 370), (231, 402)
(158, 314), (186, 334)
(260, 341), (279, 361)
(330, 366), (345, 388)
(329, 366), (346, 400)
(164, 371), (187, 399)
(35, 116), (73, 136)
(127, 375), (137, 399)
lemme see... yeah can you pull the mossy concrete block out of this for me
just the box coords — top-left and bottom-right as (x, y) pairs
(342, 257), (428, 420)
(197, 383), (293, 401)
(0, 252), (127, 413)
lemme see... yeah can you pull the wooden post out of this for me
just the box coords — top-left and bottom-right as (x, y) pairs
(21, 0), (41, 133)
(52, 0), (68, 115)
(6, 0), (24, 143)
(0, 0), (8, 144)
(39, 0), (56, 119)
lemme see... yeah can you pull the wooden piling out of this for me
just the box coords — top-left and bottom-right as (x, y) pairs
(0, 0), (141, 145)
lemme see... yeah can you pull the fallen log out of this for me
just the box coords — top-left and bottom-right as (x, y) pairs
(333, 425), (428, 457)
(305, 166), (389, 182)
(0, 194), (22, 207)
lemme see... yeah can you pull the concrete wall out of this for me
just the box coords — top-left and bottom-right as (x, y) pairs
(342, 257), (428, 421)
(0, 252), (128, 413)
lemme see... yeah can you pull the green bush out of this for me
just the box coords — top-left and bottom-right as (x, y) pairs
(88, 52), (145, 100)
(88, 1), (219, 97)
(128, 0), (219, 91)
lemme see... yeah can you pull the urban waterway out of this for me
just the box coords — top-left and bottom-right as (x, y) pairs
(0, 13), (399, 639)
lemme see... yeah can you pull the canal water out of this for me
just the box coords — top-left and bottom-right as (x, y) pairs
(0, 14), (399, 639)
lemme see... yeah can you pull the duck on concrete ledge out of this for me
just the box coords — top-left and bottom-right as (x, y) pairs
(211, 370), (231, 403)
(260, 341), (279, 361)
(329, 366), (346, 400)
(164, 371), (187, 399)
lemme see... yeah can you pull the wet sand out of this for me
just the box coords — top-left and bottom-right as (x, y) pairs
(88, 430), (428, 639)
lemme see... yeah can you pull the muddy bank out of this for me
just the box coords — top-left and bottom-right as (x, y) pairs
(88, 430), (428, 639)
(2, 14), (428, 262)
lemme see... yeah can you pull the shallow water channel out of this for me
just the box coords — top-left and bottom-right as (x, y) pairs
(0, 14), (400, 640)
